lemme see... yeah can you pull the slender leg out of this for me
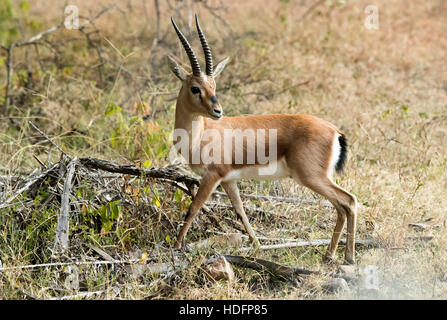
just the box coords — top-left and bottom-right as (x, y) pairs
(344, 192), (357, 264)
(323, 210), (346, 263)
(221, 180), (260, 248)
(174, 172), (221, 249)
(299, 176), (357, 264)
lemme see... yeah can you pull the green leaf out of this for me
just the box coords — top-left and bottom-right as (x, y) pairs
(110, 202), (120, 219)
(19, 1), (29, 14)
(419, 112), (429, 119)
(143, 160), (151, 168)
(105, 103), (122, 116)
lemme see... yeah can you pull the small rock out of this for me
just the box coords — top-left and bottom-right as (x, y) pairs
(322, 278), (350, 293)
(204, 256), (235, 282)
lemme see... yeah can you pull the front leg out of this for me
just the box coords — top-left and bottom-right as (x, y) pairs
(174, 171), (222, 249)
(221, 181), (260, 248)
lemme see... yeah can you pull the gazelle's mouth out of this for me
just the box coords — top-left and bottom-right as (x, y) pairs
(209, 108), (223, 120)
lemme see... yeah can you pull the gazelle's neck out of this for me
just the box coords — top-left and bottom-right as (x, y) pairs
(174, 96), (205, 133)
(174, 97), (205, 162)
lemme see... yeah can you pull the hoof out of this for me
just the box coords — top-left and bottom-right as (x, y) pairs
(322, 255), (337, 265)
(343, 258), (355, 265)
(173, 242), (182, 250)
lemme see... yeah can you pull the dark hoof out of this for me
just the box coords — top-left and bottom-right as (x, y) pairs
(343, 258), (355, 265)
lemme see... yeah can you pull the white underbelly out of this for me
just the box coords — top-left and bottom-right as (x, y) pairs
(222, 159), (292, 182)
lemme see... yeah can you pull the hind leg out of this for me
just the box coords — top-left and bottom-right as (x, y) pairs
(323, 210), (346, 263)
(297, 175), (357, 264)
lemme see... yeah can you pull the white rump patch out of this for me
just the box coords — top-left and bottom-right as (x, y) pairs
(328, 133), (341, 179)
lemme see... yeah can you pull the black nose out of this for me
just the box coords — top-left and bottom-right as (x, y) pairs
(211, 96), (218, 104)
(213, 108), (222, 115)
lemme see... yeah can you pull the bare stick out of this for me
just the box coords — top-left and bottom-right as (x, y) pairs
(54, 158), (78, 250)
(0, 258), (151, 272)
(3, 45), (14, 116)
(28, 121), (72, 160)
(240, 238), (375, 252)
(300, 0), (325, 20)
(154, 0), (162, 43)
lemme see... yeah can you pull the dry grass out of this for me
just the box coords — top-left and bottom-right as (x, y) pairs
(1, 0), (447, 299)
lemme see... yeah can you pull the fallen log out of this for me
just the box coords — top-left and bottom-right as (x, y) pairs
(219, 255), (356, 283)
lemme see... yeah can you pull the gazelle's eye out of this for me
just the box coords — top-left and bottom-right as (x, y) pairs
(190, 86), (201, 95)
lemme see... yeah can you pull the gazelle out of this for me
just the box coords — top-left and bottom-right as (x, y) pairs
(167, 15), (358, 264)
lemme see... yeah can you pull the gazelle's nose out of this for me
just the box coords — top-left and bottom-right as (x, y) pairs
(211, 96), (218, 105)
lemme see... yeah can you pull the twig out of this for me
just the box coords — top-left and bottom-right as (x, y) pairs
(240, 238), (375, 252)
(0, 163), (60, 209)
(300, 0), (326, 20)
(51, 290), (106, 300)
(238, 236), (433, 252)
(0, 257), (157, 272)
(154, 0), (162, 44)
(14, 24), (63, 48)
(28, 121), (72, 160)
(3, 44), (14, 116)
(1, 2), (117, 116)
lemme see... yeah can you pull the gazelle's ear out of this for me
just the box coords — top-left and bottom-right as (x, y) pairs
(213, 57), (229, 78)
(167, 56), (187, 81)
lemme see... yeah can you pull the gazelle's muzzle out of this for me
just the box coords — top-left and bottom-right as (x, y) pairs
(209, 95), (222, 119)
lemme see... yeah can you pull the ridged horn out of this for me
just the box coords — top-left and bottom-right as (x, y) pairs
(171, 17), (201, 76)
(195, 14), (213, 76)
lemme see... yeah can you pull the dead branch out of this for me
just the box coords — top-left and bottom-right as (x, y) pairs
(2, 44), (14, 116)
(0, 163), (61, 210)
(222, 255), (319, 280)
(1, 2), (117, 116)
(301, 0), (326, 20)
(54, 158), (78, 250)
(154, 0), (162, 44)
(220, 255), (356, 283)
(29, 121), (72, 160)
(239, 236), (433, 252)
(79, 157), (200, 188)
(240, 238), (375, 252)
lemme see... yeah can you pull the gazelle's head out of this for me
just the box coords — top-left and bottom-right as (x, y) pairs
(168, 15), (229, 120)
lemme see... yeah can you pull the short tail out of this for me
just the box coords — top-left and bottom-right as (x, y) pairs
(335, 134), (347, 173)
